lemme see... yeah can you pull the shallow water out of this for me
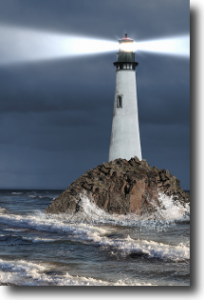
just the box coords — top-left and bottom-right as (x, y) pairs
(0, 190), (190, 286)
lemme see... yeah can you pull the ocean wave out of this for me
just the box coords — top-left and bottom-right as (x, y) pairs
(38, 196), (53, 200)
(4, 228), (26, 232)
(109, 235), (189, 261)
(0, 210), (189, 261)
(10, 191), (54, 199)
(0, 233), (58, 244)
(11, 192), (22, 195)
(0, 212), (110, 237)
(0, 207), (7, 214)
(21, 236), (59, 243)
(25, 195), (53, 202)
(68, 194), (190, 226)
(153, 193), (190, 220)
(0, 258), (108, 286)
(0, 258), (155, 286)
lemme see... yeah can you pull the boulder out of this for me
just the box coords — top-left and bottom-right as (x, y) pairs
(45, 157), (190, 216)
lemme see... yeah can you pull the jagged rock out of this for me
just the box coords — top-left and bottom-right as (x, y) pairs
(46, 157), (190, 216)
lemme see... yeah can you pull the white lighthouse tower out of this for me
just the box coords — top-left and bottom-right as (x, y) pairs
(109, 34), (142, 162)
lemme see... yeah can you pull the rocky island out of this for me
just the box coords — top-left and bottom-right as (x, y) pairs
(46, 157), (190, 216)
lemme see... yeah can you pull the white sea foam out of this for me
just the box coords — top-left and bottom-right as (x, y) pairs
(4, 228), (26, 232)
(0, 191), (190, 286)
(84, 193), (188, 218)
(69, 194), (190, 228)
(22, 236), (58, 243)
(0, 210), (111, 239)
(0, 207), (6, 214)
(0, 232), (58, 243)
(0, 258), (108, 286)
(152, 193), (190, 220)
(0, 208), (189, 261)
(0, 193), (190, 261)
(0, 258), (156, 286)
(86, 233), (190, 261)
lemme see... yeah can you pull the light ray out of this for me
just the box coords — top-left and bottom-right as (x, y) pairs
(135, 35), (189, 57)
(0, 25), (118, 65)
(0, 24), (189, 66)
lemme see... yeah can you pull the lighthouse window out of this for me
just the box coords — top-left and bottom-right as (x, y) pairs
(127, 64), (129, 69)
(130, 64), (132, 69)
(123, 64), (126, 69)
(117, 96), (122, 108)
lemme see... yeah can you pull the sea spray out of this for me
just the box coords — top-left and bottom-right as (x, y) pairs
(73, 193), (190, 223)
(153, 193), (190, 220)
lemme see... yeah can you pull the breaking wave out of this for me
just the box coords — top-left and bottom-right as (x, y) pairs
(69, 193), (190, 225)
(0, 258), (108, 286)
(153, 193), (190, 219)
(0, 197), (190, 262)
(0, 258), (157, 286)
(0, 189), (190, 286)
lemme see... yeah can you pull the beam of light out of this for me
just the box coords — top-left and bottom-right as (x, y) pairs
(0, 24), (189, 66)
(135, 35), (189, 58)
(0, 25), (118, 65)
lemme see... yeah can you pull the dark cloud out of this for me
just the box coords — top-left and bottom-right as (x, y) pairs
(0, 53), (189, 125)
(0, 0), (189, 39)
(0, 0), (190, 189)
(0, 55), (114, 113)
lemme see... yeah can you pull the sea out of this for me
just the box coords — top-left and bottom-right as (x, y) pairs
(0, 189), (190, 286)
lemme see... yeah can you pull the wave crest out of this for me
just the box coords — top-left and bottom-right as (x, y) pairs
(0, 212), (189, 261)
(69, 193), (190, 224)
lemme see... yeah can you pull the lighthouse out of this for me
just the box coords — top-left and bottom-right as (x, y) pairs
(109, 34), (142, 162)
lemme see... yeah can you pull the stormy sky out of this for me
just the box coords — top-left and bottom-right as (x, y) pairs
(0, 0), (190, 190)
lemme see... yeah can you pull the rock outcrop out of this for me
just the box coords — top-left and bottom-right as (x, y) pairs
(46, 157), (190, 216)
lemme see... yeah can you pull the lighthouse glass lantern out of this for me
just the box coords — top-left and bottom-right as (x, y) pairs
(109, 34), (142, 162)
(114, 34), (138, 71)
(119, 34), (134, 52)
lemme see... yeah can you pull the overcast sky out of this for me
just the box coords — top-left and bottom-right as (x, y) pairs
(0, 0), (190, 190)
